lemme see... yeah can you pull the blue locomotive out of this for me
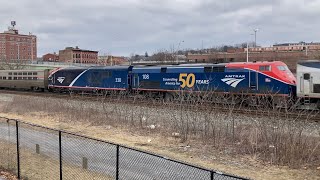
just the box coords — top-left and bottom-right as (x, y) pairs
(48, 61), (296, 100)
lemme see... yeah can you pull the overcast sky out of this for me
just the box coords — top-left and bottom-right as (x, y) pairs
(1, 0), (319, 57)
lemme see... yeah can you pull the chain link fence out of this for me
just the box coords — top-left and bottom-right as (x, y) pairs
(0, 117), (248, 180)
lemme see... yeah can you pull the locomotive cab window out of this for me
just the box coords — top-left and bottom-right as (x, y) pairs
(259, 65), (271, 71)
(304, 73), (310, 80)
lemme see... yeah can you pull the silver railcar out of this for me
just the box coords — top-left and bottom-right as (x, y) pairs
(0, 69), (49, 91)
(297, 60), (320, 108)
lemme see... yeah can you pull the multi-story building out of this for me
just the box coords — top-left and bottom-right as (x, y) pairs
(59, 46), (98, 64)
(0, 25), (37, 62)
(42, 52), (59, 62)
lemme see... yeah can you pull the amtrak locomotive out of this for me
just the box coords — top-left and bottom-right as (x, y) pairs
(47, 61), (297, 105)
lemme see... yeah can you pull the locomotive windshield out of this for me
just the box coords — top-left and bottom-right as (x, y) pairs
(277, 66), (290, 71)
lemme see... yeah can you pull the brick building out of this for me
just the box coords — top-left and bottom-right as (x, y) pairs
(98, 55), (127, 65)
(59, 46), (98, 64)
(0, 25), (37, 62)
(42, 52), (59, 62)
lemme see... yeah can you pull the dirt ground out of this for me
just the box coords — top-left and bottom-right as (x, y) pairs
(0, 111), (319, 180)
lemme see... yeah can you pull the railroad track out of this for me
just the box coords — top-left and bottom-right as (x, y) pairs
(1, 89), (319, 122)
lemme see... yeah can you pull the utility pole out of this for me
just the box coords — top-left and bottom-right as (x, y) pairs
(253, 28), (259, 47)
(246, 42), (249, 62)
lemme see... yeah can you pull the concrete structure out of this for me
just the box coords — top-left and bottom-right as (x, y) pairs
(59, 46), (98, 64)
(0, 23), (37, 62)
(42, 52), (59, 62)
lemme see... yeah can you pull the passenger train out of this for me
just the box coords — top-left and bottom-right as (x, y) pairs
(0, 60), (319, 109)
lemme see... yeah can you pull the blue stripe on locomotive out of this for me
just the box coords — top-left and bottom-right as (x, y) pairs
(132, 66), (294, 95)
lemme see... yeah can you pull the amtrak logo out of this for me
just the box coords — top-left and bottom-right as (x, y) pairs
(57, 77), (65, 83)
(221, 75), (245, 88)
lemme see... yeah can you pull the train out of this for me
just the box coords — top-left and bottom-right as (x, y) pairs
(0, 60), (319, 109)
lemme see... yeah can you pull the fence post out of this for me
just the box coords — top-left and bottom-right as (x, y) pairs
(59, 131), (62, 180)
(116, 145), (119, 180)
(15, 120), (20, 180)
(211, 171), (214, 180)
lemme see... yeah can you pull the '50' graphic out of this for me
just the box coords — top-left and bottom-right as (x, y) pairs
(179, 73), (195, 88)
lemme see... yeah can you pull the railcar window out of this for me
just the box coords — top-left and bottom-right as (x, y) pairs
(161, 68), (167, 73)
(8, 72), (12, 75)
(304, 73), (310, 80)
(204, 67), (212, 73)
(18, 77), (22, 80)
(13, 77), (17, 80)
(0, 76), (2, 79)
(14, 72), (17, 75)
(33, 72), (37, 75)
(23, 77), (27, 80)
(28, 77), (32, 80)
(33, 77), (38, 80)
(23, 72), (27, 75)
(28, 72), (32, 75)
(18, 72), (22, 75)
(3, 77), (6, 80)
(8, 77), (11, 80)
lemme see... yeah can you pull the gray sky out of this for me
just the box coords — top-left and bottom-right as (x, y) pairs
(1, 0), (319, 57)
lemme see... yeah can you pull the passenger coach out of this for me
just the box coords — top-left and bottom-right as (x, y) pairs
(0, 69), (49, 91)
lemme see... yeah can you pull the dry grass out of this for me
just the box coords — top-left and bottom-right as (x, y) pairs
(1, 93), (320, 180)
